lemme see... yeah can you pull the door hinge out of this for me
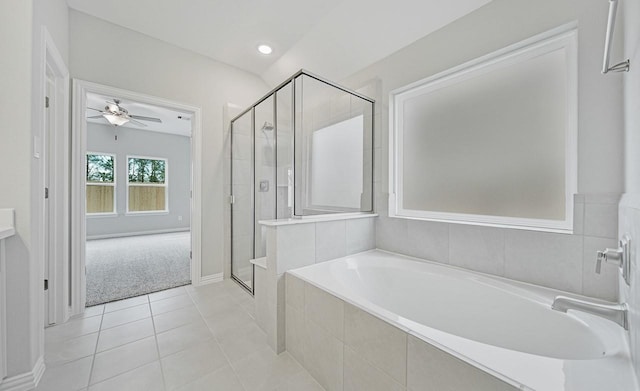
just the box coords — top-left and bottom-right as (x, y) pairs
(45, 96), (50, 108)
(44, 279), (49, 290)
(229, 195), (235, 204)
(44, 187), (49, 199)
(189, 251), (192, 259)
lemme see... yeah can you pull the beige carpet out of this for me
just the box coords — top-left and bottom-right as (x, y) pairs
(85, 231), (191, 306)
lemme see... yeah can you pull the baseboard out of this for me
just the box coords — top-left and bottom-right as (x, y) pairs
(86, 228), (189, 240)
(198, 273), (223, 285)
(0, 356), (45, 391)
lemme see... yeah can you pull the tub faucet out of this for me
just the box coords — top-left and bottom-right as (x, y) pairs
(595, 235), (631, 286)
(552, 295), (628, 330)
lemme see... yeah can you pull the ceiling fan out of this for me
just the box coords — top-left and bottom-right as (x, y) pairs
(87, 99), (162, 127)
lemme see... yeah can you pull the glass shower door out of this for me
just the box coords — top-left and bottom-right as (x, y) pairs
(231, 110), (254, 292)
(254, 96), (276, 260)
(230, 71), (374, 294)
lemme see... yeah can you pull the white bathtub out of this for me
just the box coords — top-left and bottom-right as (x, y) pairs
(288, 250), (637, 391)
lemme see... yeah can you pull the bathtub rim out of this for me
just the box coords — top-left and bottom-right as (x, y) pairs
(286, 249), (637, 391)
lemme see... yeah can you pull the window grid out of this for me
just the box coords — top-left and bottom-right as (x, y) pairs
(86, 152), (116, 215)
(126, 155), (169, 214)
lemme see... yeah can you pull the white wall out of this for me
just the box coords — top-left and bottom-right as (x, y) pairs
(69, 10), (269, 277)
(0, 1), (35, 378)
(620, 0), (640, 381)
(342, 0), (624, 300)
(0, 0), (69, 381)
(86, 123), (191, 238)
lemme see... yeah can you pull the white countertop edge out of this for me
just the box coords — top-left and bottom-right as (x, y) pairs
(259, 212), (377, 226)
(0, 209), (15, 239)
(249, 257), (267, 270)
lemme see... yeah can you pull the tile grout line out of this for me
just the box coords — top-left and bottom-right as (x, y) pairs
(406, 334), (410, 391)
(86, 299), (160, 388)
(148, 295), (169, 391)
(100, 316), (152, 332)
(107, 290), (188, 311)
(102, 297), (150, 314)
(86, 304), (106, 388)
(179, 287), (227, 389)
(159, 285), (244, 388)
(184, 283), (249, 391)
(44, 289), (192, 390)
(99, 292), (191, 332)
(85, 354), (161, 389)
(44, 313), (103, 342)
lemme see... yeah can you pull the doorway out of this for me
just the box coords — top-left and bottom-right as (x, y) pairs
(84, 93), (193, 305)
(71, 81), (203, 314)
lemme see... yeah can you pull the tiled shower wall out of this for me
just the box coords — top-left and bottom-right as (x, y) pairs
(257, 217), (376, 352)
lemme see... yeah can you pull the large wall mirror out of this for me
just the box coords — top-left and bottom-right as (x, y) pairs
(389, 25), (577, 232)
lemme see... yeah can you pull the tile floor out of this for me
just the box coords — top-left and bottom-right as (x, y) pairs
(37, 280), (324, 391)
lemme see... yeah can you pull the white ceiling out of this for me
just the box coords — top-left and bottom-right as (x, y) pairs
(67, 0), (491, 85)
(86, 92), (192, 136)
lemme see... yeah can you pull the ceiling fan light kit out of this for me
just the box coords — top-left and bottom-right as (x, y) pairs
(87, 98), (162, 128)
(103, 113), (130, 126)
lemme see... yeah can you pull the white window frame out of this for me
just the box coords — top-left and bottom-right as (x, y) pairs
(388, 24), (578, 233)
(85, 151), (116, 216)
(126, 155), (169, 215)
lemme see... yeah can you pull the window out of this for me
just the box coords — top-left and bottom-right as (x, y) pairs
(389, 26), (577, 232)
(309, 115), (364, 210)
(127, 156), (168, 213)
(86, 153), (115, 214)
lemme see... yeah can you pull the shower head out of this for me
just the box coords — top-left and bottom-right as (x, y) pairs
(261, 121), (275, 131)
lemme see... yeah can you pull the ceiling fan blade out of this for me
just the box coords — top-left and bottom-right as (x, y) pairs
(88, 107), (104, 112)
(129, 114), (162, 123)
(128, 118), (148, 127)
(105, 100), (119, 106)
(87, 115), (105, 119)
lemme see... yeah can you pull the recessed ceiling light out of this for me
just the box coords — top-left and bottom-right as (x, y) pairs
(257, 44), (273, 55)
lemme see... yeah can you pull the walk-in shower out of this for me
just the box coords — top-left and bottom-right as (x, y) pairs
(230, 70), (375, 293)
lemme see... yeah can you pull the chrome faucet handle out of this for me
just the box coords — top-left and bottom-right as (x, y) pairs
(596, 251), (604, 274)
(595, 247), (623, 274)
(595, 235), (632, 286)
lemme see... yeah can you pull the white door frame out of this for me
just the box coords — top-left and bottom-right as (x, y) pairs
(70, 80), (203, 316)
(37, 28), (70, 326)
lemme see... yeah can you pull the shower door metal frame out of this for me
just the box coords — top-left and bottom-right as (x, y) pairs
(292, 72), (375, 216)
(231, 70), (374, 125)
(230, 69), (376, 293)
(230, 109), (256, 295)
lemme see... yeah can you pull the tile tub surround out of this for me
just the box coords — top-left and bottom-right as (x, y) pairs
(376, 193), (621, 301)
(255, 214), (376, 353)
(37, 282), (324, 391)
(285, 273), (516, 391)
(285, 252), (638, 391)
